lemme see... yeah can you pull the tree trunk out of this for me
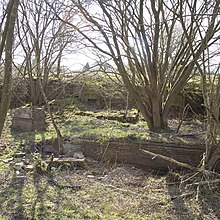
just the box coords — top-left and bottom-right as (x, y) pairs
(38, 78), (63, 153)
(205, 144), (220, 171)
(0, 0), (19, 137)
(204, 115), (220, 170)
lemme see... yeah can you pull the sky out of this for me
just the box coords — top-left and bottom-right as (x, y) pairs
(62, 53), (92, 71)
(9, 0), (220, 74)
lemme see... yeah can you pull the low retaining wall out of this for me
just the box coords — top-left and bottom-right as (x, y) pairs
(78, 136), (205, 171)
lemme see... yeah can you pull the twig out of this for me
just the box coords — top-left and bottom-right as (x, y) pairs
(100, 142), (110, 162)
(177, 104), (190, 133)
(187, 178), (220, 187)
(181, 171), (200, 183)
(46, 176), (81, 190)
(100, 183), (139, 195)
(196, 184), (200, 201)
(171, 192), (194, 200)
(177, 103), (201, 133)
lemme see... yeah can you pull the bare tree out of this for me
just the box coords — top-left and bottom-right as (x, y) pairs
(13, 0), (79, 149)
(178, 0), (220, 170)
(51, 0), (220, 131)
(17, 0), (75, 106)
(0, 0), (20, 137)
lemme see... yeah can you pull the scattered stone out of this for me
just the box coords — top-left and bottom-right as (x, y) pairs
(21, 158), (30, 165)
(35, 138), (84, 156)
(13, 152), (26, 158)
(73, 151), (85, 159)
(25, 165), (34, 171)
(46, 157), (85, 167)
(63, 142), (82, 155)
(87, 175), (95, 179)
(43, 144), (59, 154)
(97, 175), (108, 180)
(16, 175), (26, 179)
(14, 162), (25, 171)
(36, 138), (61, 155)
(2, 158), (13, 163)
(0, 145), (6, 151)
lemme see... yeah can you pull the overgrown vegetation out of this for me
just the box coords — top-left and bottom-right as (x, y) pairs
(0, 0), (220, 218)
(1, 142), (220, 219)
(0, 83), (218, 219)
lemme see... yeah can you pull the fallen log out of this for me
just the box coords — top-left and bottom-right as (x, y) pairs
(140, 149), (196, 171)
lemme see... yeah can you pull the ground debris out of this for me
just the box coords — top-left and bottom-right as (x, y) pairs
(13, 152), (26, 158)
(46, 157), (85, 167)
(2, 158), (13, 163)
(46, 176), (82, 190)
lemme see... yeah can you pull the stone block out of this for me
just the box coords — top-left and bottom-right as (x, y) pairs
(12, 107), (46, 132)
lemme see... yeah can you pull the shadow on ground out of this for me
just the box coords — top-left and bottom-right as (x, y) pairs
(166, 174), (220, 220)
(0, 171), (27, 219)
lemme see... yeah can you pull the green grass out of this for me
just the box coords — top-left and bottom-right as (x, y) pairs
(0, 103), (217, 219)
(2, 103), (205, 150)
